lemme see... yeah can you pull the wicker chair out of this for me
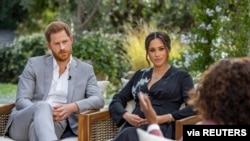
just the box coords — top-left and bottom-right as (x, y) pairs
(0, 103), (15, 137)
(0, 103), (201, 141)
(175, 115), (202, 140)
(78, 108), (119, 141)
(78, 108), (201, 141)
(0, 103), (99, 141)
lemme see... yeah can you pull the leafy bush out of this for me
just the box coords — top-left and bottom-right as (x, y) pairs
(0, 31), (130, 87)
(0, 33), (47, 83)
(73, 31), (130, 85)
(172, 0), (250, 81)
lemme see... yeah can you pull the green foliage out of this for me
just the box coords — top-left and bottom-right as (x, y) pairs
(73, 31), (130, 85)
(0, 83), (17, 95)
(16, 0), (61, 34)
(14, 0), (193, 35)
(0, 33), (47, 83)
(4, 0), (250, 85)
(99, 0), (192, 33)
(187, 0), (223, 72)
(0, 0), (27, 29)
(219, 0), (250, 57)
(0, 31), (130, 88)
(173, 0), (250, 80)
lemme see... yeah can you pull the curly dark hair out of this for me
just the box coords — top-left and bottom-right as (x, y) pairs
(189, 57), (250, 124)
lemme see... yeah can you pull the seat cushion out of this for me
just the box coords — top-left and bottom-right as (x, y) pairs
(61, 137), (77, 141)
(0, 136), (14, 141)
(97, 80), (110, 97)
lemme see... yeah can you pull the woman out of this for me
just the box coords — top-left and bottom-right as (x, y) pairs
(188, 57), (250, 125)
(109, 31), (196, 140)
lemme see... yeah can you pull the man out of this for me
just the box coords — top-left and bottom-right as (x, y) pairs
(4, 21), (105, 141)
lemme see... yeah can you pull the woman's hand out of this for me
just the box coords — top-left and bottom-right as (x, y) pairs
(157, 114), (175, 124)
(123, 112), (147, 126)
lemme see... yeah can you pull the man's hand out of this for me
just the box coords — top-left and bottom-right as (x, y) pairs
(138, 92), (157, 125)
(52, 103), (78, 122)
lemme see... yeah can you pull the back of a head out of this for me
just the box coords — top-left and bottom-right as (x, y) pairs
(190, 57), (250, 124)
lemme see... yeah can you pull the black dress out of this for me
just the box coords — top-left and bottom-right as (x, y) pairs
(109, 66), (196, 140)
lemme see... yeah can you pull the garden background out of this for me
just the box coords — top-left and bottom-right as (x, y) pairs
(1, 0), (250, 104)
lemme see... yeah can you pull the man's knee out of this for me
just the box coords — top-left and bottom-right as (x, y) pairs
(33, 101), (52, 113)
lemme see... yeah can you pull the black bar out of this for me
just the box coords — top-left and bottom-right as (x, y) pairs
(183, 125), (250, 140)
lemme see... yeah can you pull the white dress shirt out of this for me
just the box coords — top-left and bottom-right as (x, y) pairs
(46, 55), (72, 107)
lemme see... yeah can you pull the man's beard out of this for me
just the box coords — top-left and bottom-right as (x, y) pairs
(52, 51), (70, 62)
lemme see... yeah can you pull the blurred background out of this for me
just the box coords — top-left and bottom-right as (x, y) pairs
(1, 0), (250, 103)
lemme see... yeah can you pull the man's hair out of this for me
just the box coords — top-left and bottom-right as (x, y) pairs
(45, 21), (71, 42)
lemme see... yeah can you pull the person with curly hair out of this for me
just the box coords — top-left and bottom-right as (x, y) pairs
(188, 57), (250, 125)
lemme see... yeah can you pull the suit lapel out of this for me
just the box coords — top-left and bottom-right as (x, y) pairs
(43, 56), (53, 100)
(67, 58), (77, 102)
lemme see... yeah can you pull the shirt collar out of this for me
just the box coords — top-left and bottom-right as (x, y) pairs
(52, 55), (72, 69)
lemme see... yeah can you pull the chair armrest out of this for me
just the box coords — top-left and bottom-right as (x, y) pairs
(175, 115), (202, 140)
(0, 103), (15, 136)
(0, 103), (15, 115)
(78, 108), (119, 141)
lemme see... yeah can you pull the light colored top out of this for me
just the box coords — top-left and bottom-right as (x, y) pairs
(46, 55), (72, 107)
(147, 124), (161, 133)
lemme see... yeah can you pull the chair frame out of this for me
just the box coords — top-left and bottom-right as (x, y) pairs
(78, 108), (119, 141)
(0, 103), (99, 141)
(79, 108), (201, 141)
(175, 115), (202, 140)
(0, 103), (15, 136)
(0, 103), (201, 141)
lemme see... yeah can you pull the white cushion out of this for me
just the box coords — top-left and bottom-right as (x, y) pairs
(97, 80), (110, 97)
(121, 78), (129, 87)
(120, 78), (135, 113)
(61, 137), (77, 141)
(137, 128), (174, 141)
(0, 136), (14, 141)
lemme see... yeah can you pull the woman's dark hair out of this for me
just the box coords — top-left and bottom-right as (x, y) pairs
(189, 57), (250, 124)
(144, 32), (171, 65)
